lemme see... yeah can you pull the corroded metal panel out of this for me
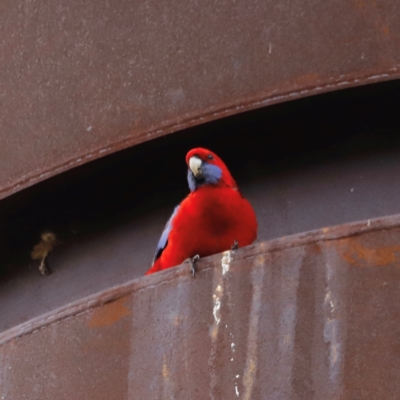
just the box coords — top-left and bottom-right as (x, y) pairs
(2, 215), (400, 399)
(4, 124), (400, 334)
(1, 0), (400, 199)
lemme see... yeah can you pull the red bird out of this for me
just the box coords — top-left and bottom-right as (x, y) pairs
(145, 148), (257, 275)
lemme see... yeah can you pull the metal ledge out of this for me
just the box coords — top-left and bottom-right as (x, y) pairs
(2, 214), (400, 397)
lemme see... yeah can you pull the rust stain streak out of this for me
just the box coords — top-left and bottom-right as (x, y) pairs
(162, 354), (175, 399)
(88, 296), (131, 328)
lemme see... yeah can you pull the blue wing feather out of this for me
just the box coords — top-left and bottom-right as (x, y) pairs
(152, 205), (179, 265)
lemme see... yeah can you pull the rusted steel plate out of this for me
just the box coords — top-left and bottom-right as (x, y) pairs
(2, 215), (400, 399)
(3, 116), (400, 336)
(1, 0), (400, 199)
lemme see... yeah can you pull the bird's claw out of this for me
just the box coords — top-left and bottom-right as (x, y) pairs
(39, 258), (50, 276)
(184, 255), (200, 277)
(231, 240), (239, 251)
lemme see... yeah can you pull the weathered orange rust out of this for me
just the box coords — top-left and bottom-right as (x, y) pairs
(337, 238), (400, 267)
(87, 296), (131, 329)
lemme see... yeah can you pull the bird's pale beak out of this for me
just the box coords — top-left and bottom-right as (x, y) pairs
(189, 156), (203, 178)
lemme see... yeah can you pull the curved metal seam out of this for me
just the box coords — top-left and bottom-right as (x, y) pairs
(1, 213), (400, 347)
(1, 67), (400, 200)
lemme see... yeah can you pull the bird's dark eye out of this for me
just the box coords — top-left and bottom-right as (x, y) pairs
(207, 154), (213, 160)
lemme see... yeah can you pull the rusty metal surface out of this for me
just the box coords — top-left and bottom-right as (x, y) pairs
(1, 0), (400, 199)
(1, 79), (400, 335)
(2, 215), (400, 399)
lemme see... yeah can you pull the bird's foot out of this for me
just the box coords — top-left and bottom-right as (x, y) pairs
(184, 255), (200, 277)
(39, 257), (50, 276)
(231, 240), (239, 251)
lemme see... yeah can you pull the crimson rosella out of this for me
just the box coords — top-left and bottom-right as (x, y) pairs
(145, 148), (257, 276)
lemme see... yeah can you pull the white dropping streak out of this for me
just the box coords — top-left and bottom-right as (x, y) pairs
(324, 263), (342, 383)
(324, 319), (341, 382)
(212, 285), (222, 325)
(235, 384), (240, 397)
(222, 251), (232, 275)
(213, 298), (221, 324)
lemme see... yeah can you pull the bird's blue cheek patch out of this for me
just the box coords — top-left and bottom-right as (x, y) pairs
(187, 162), (222, 191)
(202, 163), (222, 185)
